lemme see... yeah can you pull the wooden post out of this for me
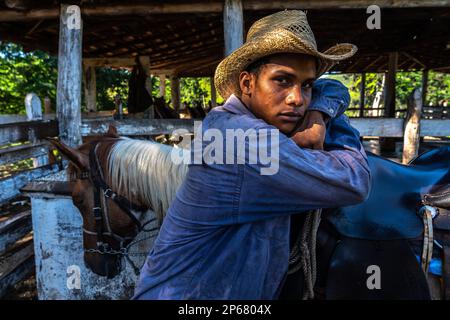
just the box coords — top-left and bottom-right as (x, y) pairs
(384, 52), (398, 118)
(25, 93), (42, 121)
(402, 88), (423, 164)
(24, 93), (48, 167)
(422, 69), (429, 108)
(56, 4), (82, 148)
(359, 73), (366, 118)
(83, 65), (96, 112)
(159, 74), (166, 98)
(114, 94), (123, 120)
(44, 96), (51, 114)
(210, 76), (217, 108)
(223, 0), (243, 56)
(170, 76), (180, 114)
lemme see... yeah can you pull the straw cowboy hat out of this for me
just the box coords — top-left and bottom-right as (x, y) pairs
(214, 10), (357, 99)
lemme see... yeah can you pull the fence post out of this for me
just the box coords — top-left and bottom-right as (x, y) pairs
(25, 93), (42, 121)
(114, 94), (123, 120)
(24, 93), (47, 167)
(402, 88), (423, 164)
(170, 76), (180, 115)
(56, 4), (83, 148)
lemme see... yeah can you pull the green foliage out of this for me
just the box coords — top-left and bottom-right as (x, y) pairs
(0, 42), (57, 114)
(327, 71), (450, 118)
(1, 41), (448, 116)
(151, 76), (224, 109)
(93, 67), (130, 111)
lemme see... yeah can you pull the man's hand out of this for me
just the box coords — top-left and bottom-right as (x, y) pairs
(291, 110), (327, 150)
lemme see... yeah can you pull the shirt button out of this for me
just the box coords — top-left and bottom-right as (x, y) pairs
(328, 108), (334, 114)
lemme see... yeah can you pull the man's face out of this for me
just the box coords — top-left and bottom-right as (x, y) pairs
(239, 53), (316, 135)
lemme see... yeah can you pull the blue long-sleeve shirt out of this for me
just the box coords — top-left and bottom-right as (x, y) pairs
(133, 79), (371, 300)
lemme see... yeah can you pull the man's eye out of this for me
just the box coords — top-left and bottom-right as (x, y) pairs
(302, 82), (312, 89)
(275, 77), (289, 84)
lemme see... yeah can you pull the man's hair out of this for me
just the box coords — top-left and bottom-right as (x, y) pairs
(244, 56), (271, 77)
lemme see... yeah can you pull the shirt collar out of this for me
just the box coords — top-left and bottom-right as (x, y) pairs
(221, 94), (256, 118)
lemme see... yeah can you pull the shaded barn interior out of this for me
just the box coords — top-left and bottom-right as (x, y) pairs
(0, 1), (449, 76)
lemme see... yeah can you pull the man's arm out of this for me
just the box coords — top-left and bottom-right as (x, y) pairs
(307, 78), (349, 120)
(237, 115), (370, 223)
(291, 79), (349, 150)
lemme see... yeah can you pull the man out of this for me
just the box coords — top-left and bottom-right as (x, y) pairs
(133, 10), (370, 300)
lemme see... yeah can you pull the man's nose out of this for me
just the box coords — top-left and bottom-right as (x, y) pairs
(286, 85), (305, 115)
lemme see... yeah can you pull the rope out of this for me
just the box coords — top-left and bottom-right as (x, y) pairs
(421, 208), (434, 277)
(288, 208), (322, 300)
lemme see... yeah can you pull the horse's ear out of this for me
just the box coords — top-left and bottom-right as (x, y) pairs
(106, 125), (120, 138)
(45, 137), (89, 171)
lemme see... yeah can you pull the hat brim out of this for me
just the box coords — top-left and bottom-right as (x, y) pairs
(214, 28), (357, 99)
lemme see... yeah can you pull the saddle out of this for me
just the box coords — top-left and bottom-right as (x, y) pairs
(319, 147), (450, 300)
(326, 147), (450, 240)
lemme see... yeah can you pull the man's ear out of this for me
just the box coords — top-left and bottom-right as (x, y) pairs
(46, 137), (89, 171)
(239, 71), (253, 97)
(106, 125), (120, 138)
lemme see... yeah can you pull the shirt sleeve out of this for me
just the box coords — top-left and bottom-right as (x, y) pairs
(307, 78), (350, 119)
(237, 115), (371, 223)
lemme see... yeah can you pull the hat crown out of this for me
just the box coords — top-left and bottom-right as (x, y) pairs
(246, 10), (317, 49)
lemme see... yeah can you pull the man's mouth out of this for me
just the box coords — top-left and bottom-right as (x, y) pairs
(278, 111), (302, 122)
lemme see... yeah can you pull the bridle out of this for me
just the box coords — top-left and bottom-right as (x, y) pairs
(76, 141), (158, 274)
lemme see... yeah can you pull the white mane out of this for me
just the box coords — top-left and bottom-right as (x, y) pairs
(107, 138), (188, 224)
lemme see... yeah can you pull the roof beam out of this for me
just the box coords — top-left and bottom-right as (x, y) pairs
(1, 1), (450, 21)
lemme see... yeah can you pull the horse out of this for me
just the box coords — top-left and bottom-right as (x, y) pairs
(48, 126), (188, 278)
(49, 127), (450, 298)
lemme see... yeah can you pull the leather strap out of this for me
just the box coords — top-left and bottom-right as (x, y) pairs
(88, 142), (148, 230)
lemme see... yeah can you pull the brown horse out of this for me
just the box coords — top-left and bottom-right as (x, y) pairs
(48, 126), (188, 278)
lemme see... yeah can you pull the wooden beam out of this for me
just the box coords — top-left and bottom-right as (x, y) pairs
(80, 119), (195, 136)
(170, 76), (181, 114)
(402, 51), (426, 69)
(422, 69), (429, 107)
(56, 4), (82, 148)
(0, 120), (58, 146)
(159, 75), (166, 98)
(0, 142), (49, 166)
(0, 114), (55, 125)
(0, 163), (61, 204)
(0, 237), (34, 299)
(384, 52), (398, 118)
(2, 1), (450, 21)
(210, 77), (217, 108)
(402, 88), (423, 163)
(83, 58), (136, 68)
(348, 118), (450, 137)
(350, 118), (404, 137)
(4, 0), (31, 10)
(359, 73), (366, 118)
(83, 65), (97, 112)
(223, 0), (243, 56)
(0, 210), (31, 254)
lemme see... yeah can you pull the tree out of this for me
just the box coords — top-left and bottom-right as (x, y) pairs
(0, 42), (57, 114)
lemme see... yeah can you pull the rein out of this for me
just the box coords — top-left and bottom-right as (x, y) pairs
(78, 141), (158, 274)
